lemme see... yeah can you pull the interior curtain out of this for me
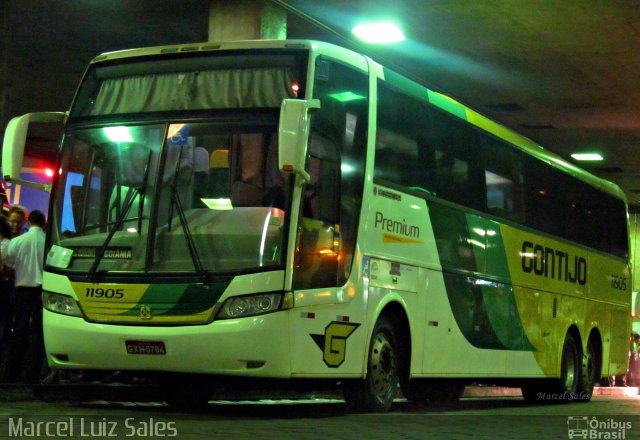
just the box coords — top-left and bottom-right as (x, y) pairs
(91, 67), (294, 115)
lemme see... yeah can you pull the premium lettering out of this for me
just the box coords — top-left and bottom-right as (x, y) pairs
(374, 212), (420, 239)
(521, 241), (587, 285)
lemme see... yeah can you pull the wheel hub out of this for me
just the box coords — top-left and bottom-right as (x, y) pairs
(370, 333), (398, 401)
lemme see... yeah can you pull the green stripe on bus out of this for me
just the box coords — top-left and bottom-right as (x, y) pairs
(427, 90), (467, 120)
(119, 281), (228, 316)
(165, 282), (229, 315)
(465, 108), (541, 152)
(429, 201), (534, 351)
(382, 68), (429, 102)
(428, 202), (478, 272)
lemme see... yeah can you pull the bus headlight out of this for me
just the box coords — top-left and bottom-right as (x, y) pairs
(217, 293), (282, 319)
(43, 291), (83, 317)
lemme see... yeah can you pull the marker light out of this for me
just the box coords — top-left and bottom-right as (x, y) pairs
(571, 153), (604, 161)
(353, 22), (405, 44)
(44, 168), (54, 177)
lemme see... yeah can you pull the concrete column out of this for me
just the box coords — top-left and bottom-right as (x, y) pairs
(0, 0), (8, 131)
(208, 0), (286, 41)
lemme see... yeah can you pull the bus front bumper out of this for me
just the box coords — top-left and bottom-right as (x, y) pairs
(43, 309), (291, 377)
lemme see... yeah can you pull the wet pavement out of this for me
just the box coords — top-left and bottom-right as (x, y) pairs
(0, 387), (637, 439)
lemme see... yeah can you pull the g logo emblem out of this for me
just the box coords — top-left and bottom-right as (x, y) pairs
(140, 305), (152, 320)
(310, 321), (360, 368)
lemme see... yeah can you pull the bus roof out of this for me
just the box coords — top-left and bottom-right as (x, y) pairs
(89, 39), (626, 202)
(90, 39), (319, 64)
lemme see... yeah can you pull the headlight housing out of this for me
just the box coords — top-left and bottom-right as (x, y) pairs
(43, 291), (83, 317)
(217, 293), (283, 319)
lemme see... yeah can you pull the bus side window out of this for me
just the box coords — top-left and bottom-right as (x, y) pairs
(293, 132), (341, 290)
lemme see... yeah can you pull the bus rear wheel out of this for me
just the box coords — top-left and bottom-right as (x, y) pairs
(343, 316), (399, 412)
(577, 338), (598, 402)
(557, 333), (581, 398)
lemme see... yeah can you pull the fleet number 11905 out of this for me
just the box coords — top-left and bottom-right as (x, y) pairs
(86, 287), (124, 298)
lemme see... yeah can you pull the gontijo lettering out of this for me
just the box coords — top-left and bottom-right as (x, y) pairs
(521, 241), (587, 285)
(374, 212), (420, 239)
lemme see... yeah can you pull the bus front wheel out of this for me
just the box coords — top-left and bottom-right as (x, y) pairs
(343, 316), (399, 412)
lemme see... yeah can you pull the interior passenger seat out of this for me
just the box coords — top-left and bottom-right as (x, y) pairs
(209, 149), (230, 198)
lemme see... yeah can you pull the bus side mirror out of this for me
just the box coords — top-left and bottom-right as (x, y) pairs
(278, 99), (320, 183)
(2, 112), (66, 191)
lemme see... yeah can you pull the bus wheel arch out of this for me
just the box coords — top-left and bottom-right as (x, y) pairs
(379, 301), (412, 384)
(343, 301), (411, 412)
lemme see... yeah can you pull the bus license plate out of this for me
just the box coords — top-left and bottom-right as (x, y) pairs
(125, 340), (166, 355)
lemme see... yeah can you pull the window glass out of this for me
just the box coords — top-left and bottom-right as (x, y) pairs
(293, 58), (368, 289)
(522, 155), (628, 258)
(374, 79), (628, 259)
(482, 139), (524, 222)
(375, 81), (485, 210)
(52, 125), (165, 272)
(51, 119), (291, 275)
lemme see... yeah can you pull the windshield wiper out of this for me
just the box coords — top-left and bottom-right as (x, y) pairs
(167, 147), (207, 281)
(87, 151), (152, 280)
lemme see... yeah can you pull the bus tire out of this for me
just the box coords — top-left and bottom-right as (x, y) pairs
(578, 338), (598, 402)
(556, 332), (581, 399)
(343, 316), (399, 412)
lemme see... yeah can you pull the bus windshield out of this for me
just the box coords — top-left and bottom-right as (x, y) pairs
(49, 120), (290, 275)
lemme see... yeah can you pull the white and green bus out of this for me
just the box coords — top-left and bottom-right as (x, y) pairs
(3, 40), (630, 411)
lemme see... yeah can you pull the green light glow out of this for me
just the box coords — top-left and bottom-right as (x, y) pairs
(352, 22), (405, 44)
(201, 198), (233, 210)
(571, 153), (604, 161)
(103, 126), (133, 143)
(329, 91), (366, 102)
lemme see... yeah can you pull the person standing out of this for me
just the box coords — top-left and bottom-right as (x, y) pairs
(0, 210), (46, 383)
(7, 206), (26, 239)
(0, 216), (12, 362)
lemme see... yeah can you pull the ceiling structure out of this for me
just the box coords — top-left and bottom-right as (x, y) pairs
(3, 0), (640, 205)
